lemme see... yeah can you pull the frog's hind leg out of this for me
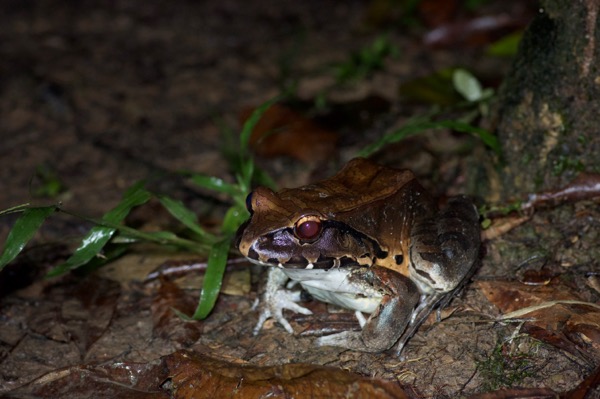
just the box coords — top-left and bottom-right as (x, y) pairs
(317, 267), (420, 353)
(410, 196), (480, 292)
(396, 256), (481, 356)
(398, 196), (481, 355)
(395, 292), (445, 356)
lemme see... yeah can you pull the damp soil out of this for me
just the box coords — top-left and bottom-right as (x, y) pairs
(1, 1), (598, 398)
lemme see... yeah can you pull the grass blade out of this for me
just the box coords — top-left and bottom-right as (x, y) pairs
(0, 206), (56, 271)
(238, 96), (281, 190)
(186, 173), (242, 197)
(47, 182), (152, 277)
(239, 96), (281, 154)
(157, 195), (217, 242)
(358, 120), (500, 157)
(191, 237), (231, 319)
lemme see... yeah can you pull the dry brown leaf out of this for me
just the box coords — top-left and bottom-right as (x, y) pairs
(466, 387), (557, 398)
(478, 280), (600, 362)
(165, 350), (409, 399)
(151, 279), (203, 346)
(240, 104), (338, 164)
(6, 362), (169, 399)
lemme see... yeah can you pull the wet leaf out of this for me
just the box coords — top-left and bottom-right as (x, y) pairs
(191, 237), (231, 319)
(185, 173), (242, 197)
(0, 205), (57, 271)
(47, 182), (152, 277)
(164, 350), (409, 399)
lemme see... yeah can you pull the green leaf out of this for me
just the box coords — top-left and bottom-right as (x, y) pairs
(398, 68), (462, 106)
(157, 195), (217, 242)
(191, 237), (232, 319)
(237, 96), (281, 191)
(486, 31), (523, 57)
(452, 69), (483, 102)
(0, 206), (56, 271)
(222, 205), (248, 235)
(358, 120), (501, 157)
(47, 182), (152, 277)
(239, 97), (280, 155)
(75, 243), (130, 274)
(186, 173), (242, 197)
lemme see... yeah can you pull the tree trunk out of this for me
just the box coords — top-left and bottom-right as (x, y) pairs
(487, 0), (600, 201)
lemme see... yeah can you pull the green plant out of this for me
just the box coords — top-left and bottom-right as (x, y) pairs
(476, 338), (537, 391)
(361, 68), (500, 159)
(0, 67), (499, 322)
(0, 97), (279, 319)
(333, 35), (399, 84)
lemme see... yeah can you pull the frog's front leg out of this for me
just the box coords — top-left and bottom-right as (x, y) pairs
(316, 267), (419, 352)
(253, 267), (313, 335)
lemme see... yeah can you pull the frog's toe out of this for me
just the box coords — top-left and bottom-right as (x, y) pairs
(254, 289), (313, 335)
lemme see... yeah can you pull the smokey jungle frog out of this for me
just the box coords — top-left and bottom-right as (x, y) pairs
(237, 158), (480, 354)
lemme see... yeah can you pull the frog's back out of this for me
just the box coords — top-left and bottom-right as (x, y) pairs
(278, 158), (423, 215)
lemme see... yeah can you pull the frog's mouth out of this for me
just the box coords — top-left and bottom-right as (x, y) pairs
(245, 221), (389, 270)
(245, 249), (368, 270)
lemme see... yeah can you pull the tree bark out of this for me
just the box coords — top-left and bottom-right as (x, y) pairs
(487, 0), (600, 201)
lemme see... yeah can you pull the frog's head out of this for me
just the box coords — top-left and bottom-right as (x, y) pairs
(236, 186), (387, 270)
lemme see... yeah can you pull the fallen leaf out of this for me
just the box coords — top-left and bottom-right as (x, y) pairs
(151, 279), (203, 346)
(5, 360), (169, 399)
(165, 350), (410, 399)
(466, 387), (557, 398)
(240, 104), (338, 164)
(478, 280), (600, 362)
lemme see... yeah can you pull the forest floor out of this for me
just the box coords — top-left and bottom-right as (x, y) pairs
(1, 1), (599, 398)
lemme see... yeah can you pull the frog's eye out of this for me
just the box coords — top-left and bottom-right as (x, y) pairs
(245, 192), (254, 214)
(294, 216), (322, 241)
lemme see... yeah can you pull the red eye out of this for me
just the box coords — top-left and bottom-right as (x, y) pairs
(294, 218), (322, 241)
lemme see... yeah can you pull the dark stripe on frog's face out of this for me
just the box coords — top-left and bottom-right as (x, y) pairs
(245, 220), (388, 270)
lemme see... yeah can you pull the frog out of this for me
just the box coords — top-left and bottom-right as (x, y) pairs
(236, 157), (480, 354)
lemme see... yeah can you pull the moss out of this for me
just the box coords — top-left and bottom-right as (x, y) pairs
(552, 155), (585, 176)
(477, 338), (537, 392)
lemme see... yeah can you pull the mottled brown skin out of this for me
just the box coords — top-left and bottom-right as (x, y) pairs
(237, 158), (480, 354)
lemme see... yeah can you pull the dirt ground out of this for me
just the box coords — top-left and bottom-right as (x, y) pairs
(1, 1), (599, 398)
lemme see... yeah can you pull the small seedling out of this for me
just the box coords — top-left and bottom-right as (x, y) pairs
(0, 97), (280, 320)
(476, 338), (537, 392)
